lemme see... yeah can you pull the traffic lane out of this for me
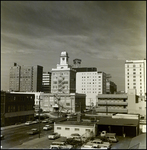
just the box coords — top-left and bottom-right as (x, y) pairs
(2, 128), (54, 148)
(1, 122), (54, 138)
(1, 123), (54, 148)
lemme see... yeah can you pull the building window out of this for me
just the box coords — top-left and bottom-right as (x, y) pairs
(57, 127), (61, 130)
(75, 128), (79, 131)
(65, 128), (70, 130)
(66, 103), (70, 106)
(133, 65), (136, 67)
(85, 129), (90, 132)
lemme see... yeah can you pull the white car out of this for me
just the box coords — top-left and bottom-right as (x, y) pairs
(50, 141), (73, 149)
(48, 132), (60, 140)
(43, 125), (52, 130)
(90, 139), (111, 149)
(68, 133), (81, 141)
(25, 121), (33, 125)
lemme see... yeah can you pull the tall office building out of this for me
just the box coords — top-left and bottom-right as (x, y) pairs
(51, 51), (76, 94)
(106, 80), (117, 94)
(42, 72), (51, 93)
(125, 59), (146, 97)
(9, 63), (43, 92)
(75, 69), (107, 106)
(9, 63), (20, 92)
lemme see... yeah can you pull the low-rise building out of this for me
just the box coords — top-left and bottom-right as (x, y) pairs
(54, 120), (96, 138)
(1, 91), (35, 126)
(96, 94), (128, 116)
(41, 93), (86, 114)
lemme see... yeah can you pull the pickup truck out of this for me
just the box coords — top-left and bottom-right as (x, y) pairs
(48, 132), (60, 140)
(100, 131), (118, 143)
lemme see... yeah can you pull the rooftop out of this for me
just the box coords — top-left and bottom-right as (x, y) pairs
(55, 120), (95, 126)
(97, 118), (138, 126)
(98, 94), (127, 99)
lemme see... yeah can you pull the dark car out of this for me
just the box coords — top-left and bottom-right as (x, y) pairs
(27, 128), (40, 135)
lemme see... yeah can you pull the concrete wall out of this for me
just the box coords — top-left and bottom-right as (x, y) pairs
(54, 123), (95, 137)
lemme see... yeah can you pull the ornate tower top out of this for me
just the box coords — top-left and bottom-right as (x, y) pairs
(61, 51), (69, 57)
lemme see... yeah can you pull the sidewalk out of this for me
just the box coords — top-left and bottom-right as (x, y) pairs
(1, 123), (25, 131)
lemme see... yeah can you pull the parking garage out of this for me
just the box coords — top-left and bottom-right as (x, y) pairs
(97, 117), (139, 137)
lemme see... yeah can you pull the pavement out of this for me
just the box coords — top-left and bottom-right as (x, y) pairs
(1, 123), (25, 131)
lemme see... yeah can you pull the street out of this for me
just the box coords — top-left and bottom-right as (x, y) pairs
(1, 122), (54, 149)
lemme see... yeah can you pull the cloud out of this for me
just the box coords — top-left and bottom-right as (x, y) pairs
(1, 1), (146, 91)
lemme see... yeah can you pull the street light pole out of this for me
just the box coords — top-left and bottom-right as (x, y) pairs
(39, 99), (40, 138)
(38, 95), (42, 138)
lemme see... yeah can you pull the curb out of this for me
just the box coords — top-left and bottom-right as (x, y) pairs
(1, 123), (25, 131)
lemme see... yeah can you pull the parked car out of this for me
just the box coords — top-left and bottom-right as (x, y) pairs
(32, 120), (39, 124)
(68, 133), (81, 141)
(43, 125), (52, 130)
(48, 132), (60, 140)
(42, 119), (49, 123)
(89, 139), (111, 149)
(106, 136), (118, 143)
(25, 121), (33, 125)
(50, 141), (73, 149)
(27, 128), (40, 135)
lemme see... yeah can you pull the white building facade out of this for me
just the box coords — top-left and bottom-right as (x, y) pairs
(76, 71), (106, 106)
(51, 52), (76, 94)
(125, 59), (146, 97)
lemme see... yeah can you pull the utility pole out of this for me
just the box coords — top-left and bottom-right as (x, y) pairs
(38, 95), (42, 138)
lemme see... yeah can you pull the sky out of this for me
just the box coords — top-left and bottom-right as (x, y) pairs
(1, 1), (146, 91)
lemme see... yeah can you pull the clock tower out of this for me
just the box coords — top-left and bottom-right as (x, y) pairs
(51, 51), (76, 94)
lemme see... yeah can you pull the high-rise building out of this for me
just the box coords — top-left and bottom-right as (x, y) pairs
(9, 63), (20, 92)
(51, 51), (76, 94)
(42, 72), (51, 93)
(76, 70), (107, 106)
(125, 59), (146, 97)
(106, 80), (117, 94)
(9, 63), (43, 92)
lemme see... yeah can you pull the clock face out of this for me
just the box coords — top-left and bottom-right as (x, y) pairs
(62, 58), (65, 61)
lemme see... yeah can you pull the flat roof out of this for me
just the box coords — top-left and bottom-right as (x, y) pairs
(55, 121), (95, 126)
(98, 94), (127, 99)
(97, 118), (138, 126)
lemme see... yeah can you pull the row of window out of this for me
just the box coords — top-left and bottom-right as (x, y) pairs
(127, 64), (142, 67)
(52, 72), (69, 75)
(56, 127), (91, 132)
(127, 72), (142, 75)
(82, 76), (101, 78)
(7, 105), (33, 113)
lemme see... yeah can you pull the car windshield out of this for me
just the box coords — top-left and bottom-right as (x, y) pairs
(71, 134), (80, 136)
(52, 142), (65, 145)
